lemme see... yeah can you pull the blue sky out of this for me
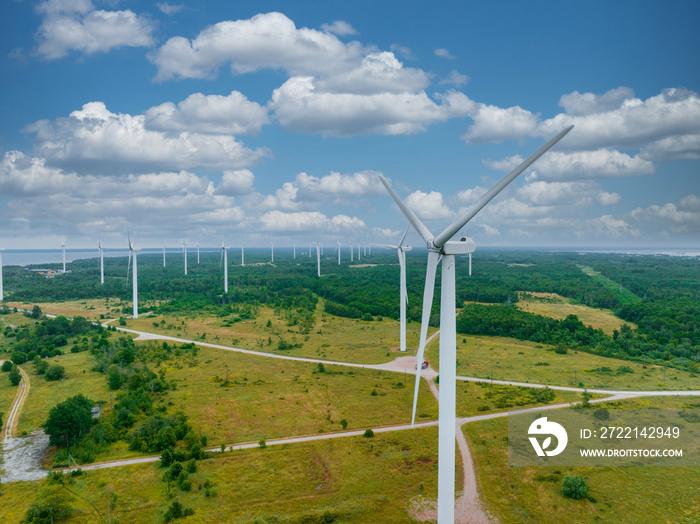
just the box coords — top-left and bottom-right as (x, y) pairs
(1, 0), (698, 250)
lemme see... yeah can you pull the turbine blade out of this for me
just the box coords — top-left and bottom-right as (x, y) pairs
(378, 175), (434, 243)
(411, 250), (440, 425)
(398, 224), (410, 248)
(126, 249), (132, 285)
(433, 126), (573, 247)
(373, 244), (398, 250)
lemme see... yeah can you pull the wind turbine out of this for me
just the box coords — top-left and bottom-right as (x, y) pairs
(373, 226), (412, 352)
(126, 232), (140, 319)
(271, 241), (274, 263)
(163, 243), (166, 268)
(197, 243), (200, 264)
(336, 240), (341, 265)
(220, 242), (229, 293)
(61, 240), (66, 273)
(315, 241), (321, 277)
(350, 241), (354, 262)
(357, 242), (361, 261)
(98, 240), (104, 285)
(380, 126), (572, 523)
(0, 248), (4, 301)
(293, 243), (296, 259)
(241, 243), (245, 267)
(309, 243), (312, 257)
(183, 240), (188, 275)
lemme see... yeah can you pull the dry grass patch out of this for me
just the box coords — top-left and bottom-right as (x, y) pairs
(4, 299), (121, 321)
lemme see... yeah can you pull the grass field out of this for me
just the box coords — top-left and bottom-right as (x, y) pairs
(464, 396), (700, 523)
(123, 301), (429, 365)
(578, 265), (642, 305)
(515, 291), (635, 334)
(425, 334), (698, 391)
(4, 299), (123, 321)
(0, 426), (451, 523)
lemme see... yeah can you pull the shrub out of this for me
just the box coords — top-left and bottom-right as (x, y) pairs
(363, 429), (374, 438)
(9, 366), (21, 386)
(593, 408), (610, 421)
(186, 459), (197, 473)
(258, 439), (267, 449)
(11, 351), (27, 365)
(340, 419), (348, 429)
(554, 345), (568, 355)
(1, 360), (13, 372)
(45, 364), (66, 381)
(562, 475), (589, 500)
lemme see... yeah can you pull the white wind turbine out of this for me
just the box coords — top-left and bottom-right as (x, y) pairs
(126, 231), (140, 319)
(197, 242), (200, 264)
(270, 241), (274, 263)
(357, 242), (361, 261)
(163, 243), (166, 268)
(315, 241), (321, 277)
(0, 248), (4, 302)
(241, 243), (245, 267)
(183, 240), (188, 275)
(380, 126), (572, 523)
(98, 240), (104, 285)
(220, 242), (229, 293)
(373, 226), (412, 352)
(350, 241), (354, 262)
(309, 242), (312, 257)
(61, 240), (66, 273)
(336, 240), (342, 265)
(293, 243), (296, 259)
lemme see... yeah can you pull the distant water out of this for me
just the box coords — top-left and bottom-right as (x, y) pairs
(1, 249), (173, 267)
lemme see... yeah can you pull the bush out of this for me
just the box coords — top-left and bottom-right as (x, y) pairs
(562, 475), (589, 500)
(164, 500), (194, 522)
(258, 438), (267, 449)
(363, 429), (374, 438)
(593, 408), (610, 421)
(45, 364), (66, 381)
(186, 459), (197, 473)
(1, 360), (12, 372)
(11, 351), (27, 365)
(9, 366), (21, 386)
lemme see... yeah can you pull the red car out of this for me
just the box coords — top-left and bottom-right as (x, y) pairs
(415, 361), (429, 370)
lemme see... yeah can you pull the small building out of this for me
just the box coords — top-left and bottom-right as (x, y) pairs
(91, 406), (102, 419)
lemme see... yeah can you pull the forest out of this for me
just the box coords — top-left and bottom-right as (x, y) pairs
(1, 248), (698, 371)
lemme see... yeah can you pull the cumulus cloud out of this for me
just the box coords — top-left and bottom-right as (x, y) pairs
(405, 190), (454, 220)
(321, 21), (357, 36)
(149, 12), (364, 81)
(218, 169), (255, 195)
(461, 103), (539, 144)
(25, 101), (269, 174)
(295, 171), (385, 196)
(35, 0), (155, 60)
(515, 180), (621, 208)
(558, 87), (635, 115)
(631, 196), (700, 233)
(145, 91), (270, 135)
(259, 210), (365, 232)
(271, 77), (473, 136)
(485, 149), (655, 180)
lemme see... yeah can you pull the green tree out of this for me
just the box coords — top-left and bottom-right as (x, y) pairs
(43, 394), (93, 447)
(562, 474), (589, 500)
(9, 365), (21, 386)
(45, 364), (66, 381)
(1, 360), (13, 372)
(22, 484), (75, 522)
(107, 364), (122, 390)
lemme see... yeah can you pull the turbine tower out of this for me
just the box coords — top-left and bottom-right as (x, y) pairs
(220, 242), (229, 293)
(380, 126), (572, 523)
(0, 248), (4, 302)
(197, 243), (200, 264)
(241, 243), (245, 267)
(183, 240), (188, 275)
(61, 241), (66, 273)
(350, 241), (354, 262)
(293, 243), (296, 259)
(271, 241), (274, 263)
(163, 243), (166, 268)
(309, 242), (312, 257)
(127, 232), (140, 319)
(336, 240), (341, 265)
(315, 242), (321, 277)
(373, 226), (412, 352)
(99, 240), (104, 285)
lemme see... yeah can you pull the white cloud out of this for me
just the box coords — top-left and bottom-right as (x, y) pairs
(25, 102), (269, 174)
(321, 21), (357, 36)
(680, 194), (700, 210)
(157, 3), (184, 15)
(434, 48), (455, 59)
(295, 171), (385, 196)
(485, 149), (655, 180)
(390, 44), (414, 60)
(259, 210), (365, 232)
(145, 91), (270, 135)
(462, 103), (539, 144)
(405, 190), (454, 220)
(439, 70), (469, 87)
(597, 191), (621, 206)
(270, 77), (472, 136)
(218, 169), (255, 195)
(586, 215), (640, 237)
(35, 0), (155, 60)
(455, 186), (488, 205)
(558, 87), (635, 115)
(149, 12), (364, 81)
(631, 198), (700, 233)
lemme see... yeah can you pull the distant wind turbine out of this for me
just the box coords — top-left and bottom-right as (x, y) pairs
(357, 243), (361, 261)
(220, 242), (229, 293)
(336, 240), (341, 265)
(309, 243), (312, 258)
(98, 240), (104, 285)
(126, 231), (140, 319)
(316, 242), (321, 277)
(183, 240), (188, 275)
(293, 243), (296, 259)
(271, 241), (274, 263)
(0, 248), (4, 302)
(241, 243), (245, 267)
(163, 243), (166, 268)
(373, 226), (412, 352)
(61, 240), (66, 273)
(379, 125), (572, 523)
(197, 243), (200, 264)
(350, 241), (354, 262)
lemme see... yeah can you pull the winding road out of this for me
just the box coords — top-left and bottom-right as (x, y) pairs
(2, 317), (698, 522)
